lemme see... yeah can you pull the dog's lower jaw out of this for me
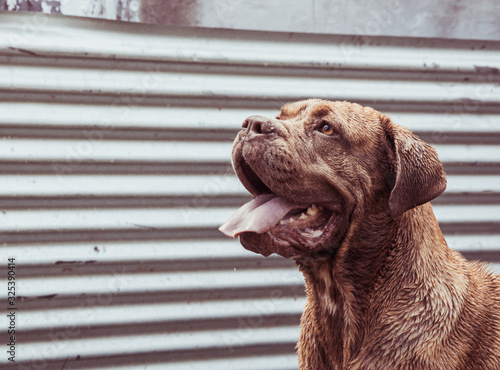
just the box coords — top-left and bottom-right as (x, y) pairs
(238, 214), (346, 259)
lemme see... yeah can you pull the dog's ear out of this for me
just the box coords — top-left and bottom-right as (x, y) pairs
(381, 115), (447, 219)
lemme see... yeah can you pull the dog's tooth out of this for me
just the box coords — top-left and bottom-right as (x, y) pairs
(289, 217), (294, 223)
(299, 213), (308, 219)
(280, 220), (286, 225)
(307, 205), (319, 216)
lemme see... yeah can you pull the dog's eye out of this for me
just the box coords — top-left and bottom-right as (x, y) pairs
(320, 123), (335, 136)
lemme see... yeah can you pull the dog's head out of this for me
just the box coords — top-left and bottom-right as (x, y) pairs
(220, 99), (446, 259)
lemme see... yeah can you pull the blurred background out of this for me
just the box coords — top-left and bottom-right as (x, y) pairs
(0, 1), (499, 369)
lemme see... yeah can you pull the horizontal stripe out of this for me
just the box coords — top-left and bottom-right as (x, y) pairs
(0, 161), (499, 176)
(0, 239), (252, 264)
(0, 195), (251, 209)
(2, 103), (499, 133)
(21, 297), (306, 330)
(6, 325), (301, 363)
(2, 236), (499, 266)
(432, 205), (500, 223)
(14, 249), (500, 278)
(19, 257), (296, 278)
(2, 64), (499, 103)
(17, 285), (307, 312)
(0, 139), (233, 162)
(8, 245), (500, 278)
(0, 209), (196, 230)
(0, 102), (267, 129)
(1, 47), (498, 93)
(433, 192), (500, 205)
(434, 145), (500, 163)
(440, 222), (500, 235)
(20, 313), (301, 343)
(13, 344), (297, 370)
(91, 354), (299, 370)
(0, 205), (498, 231)
(0, 175), (246, 195)
(0, 125), (240, 142)
(0, 227), (228, 244)
(2, 125), (500, 147)
(9, 268), (304, 297)
(444, 176), (500, 192)
(0, 90), (286, 109)
(1, 226), (499, 246)
(0, 161), (233, 175)
(443, 163), (500, 175)
(0, 139), (498, 165)
(388, 112), (500, 133)
(461, 251), (500, 263)
(1, 89), (498, 114)
(0, 192), (497, 210)
(446, 235), (500, 252)
(0, 208), (236, 231)
(419, 132), (500, 145)
(0, 175), (498, 196)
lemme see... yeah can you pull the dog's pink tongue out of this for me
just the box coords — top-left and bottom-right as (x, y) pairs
(219, 194), (298, 238)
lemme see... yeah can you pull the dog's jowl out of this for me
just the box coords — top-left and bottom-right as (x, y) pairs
(220, 99), (500, 369)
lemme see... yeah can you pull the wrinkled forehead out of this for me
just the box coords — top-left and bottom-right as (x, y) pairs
(279, 99), (330, 120)
(279, 99), (383, 144)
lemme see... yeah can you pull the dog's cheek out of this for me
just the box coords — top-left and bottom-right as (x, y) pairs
(244, 142), (292, 182)
(266, 145), (298, 178)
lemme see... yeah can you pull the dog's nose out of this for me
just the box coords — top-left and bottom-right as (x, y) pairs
(243, 115), (276, 135)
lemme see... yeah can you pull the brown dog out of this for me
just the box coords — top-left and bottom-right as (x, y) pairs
(220, 99), (500, 369)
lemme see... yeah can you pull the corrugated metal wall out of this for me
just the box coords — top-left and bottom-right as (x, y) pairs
(0, 12), (499, 369)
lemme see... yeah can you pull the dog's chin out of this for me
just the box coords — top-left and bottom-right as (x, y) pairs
(238, 205), (345, 259)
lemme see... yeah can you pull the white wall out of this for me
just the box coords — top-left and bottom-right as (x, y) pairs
(195, 0), (500, 40)
(3, 0), (499, 40)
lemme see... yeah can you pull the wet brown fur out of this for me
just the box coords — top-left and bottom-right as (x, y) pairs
(234, 99), (500, 369)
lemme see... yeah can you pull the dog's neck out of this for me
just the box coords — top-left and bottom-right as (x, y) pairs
(296, 202), (459, 367)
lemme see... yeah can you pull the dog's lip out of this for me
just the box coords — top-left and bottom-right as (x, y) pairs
(232, 140), (272, 197)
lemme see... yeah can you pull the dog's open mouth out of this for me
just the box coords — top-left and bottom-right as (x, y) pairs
(219, 152), (343, 253)
(219, 193), (336, 238)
